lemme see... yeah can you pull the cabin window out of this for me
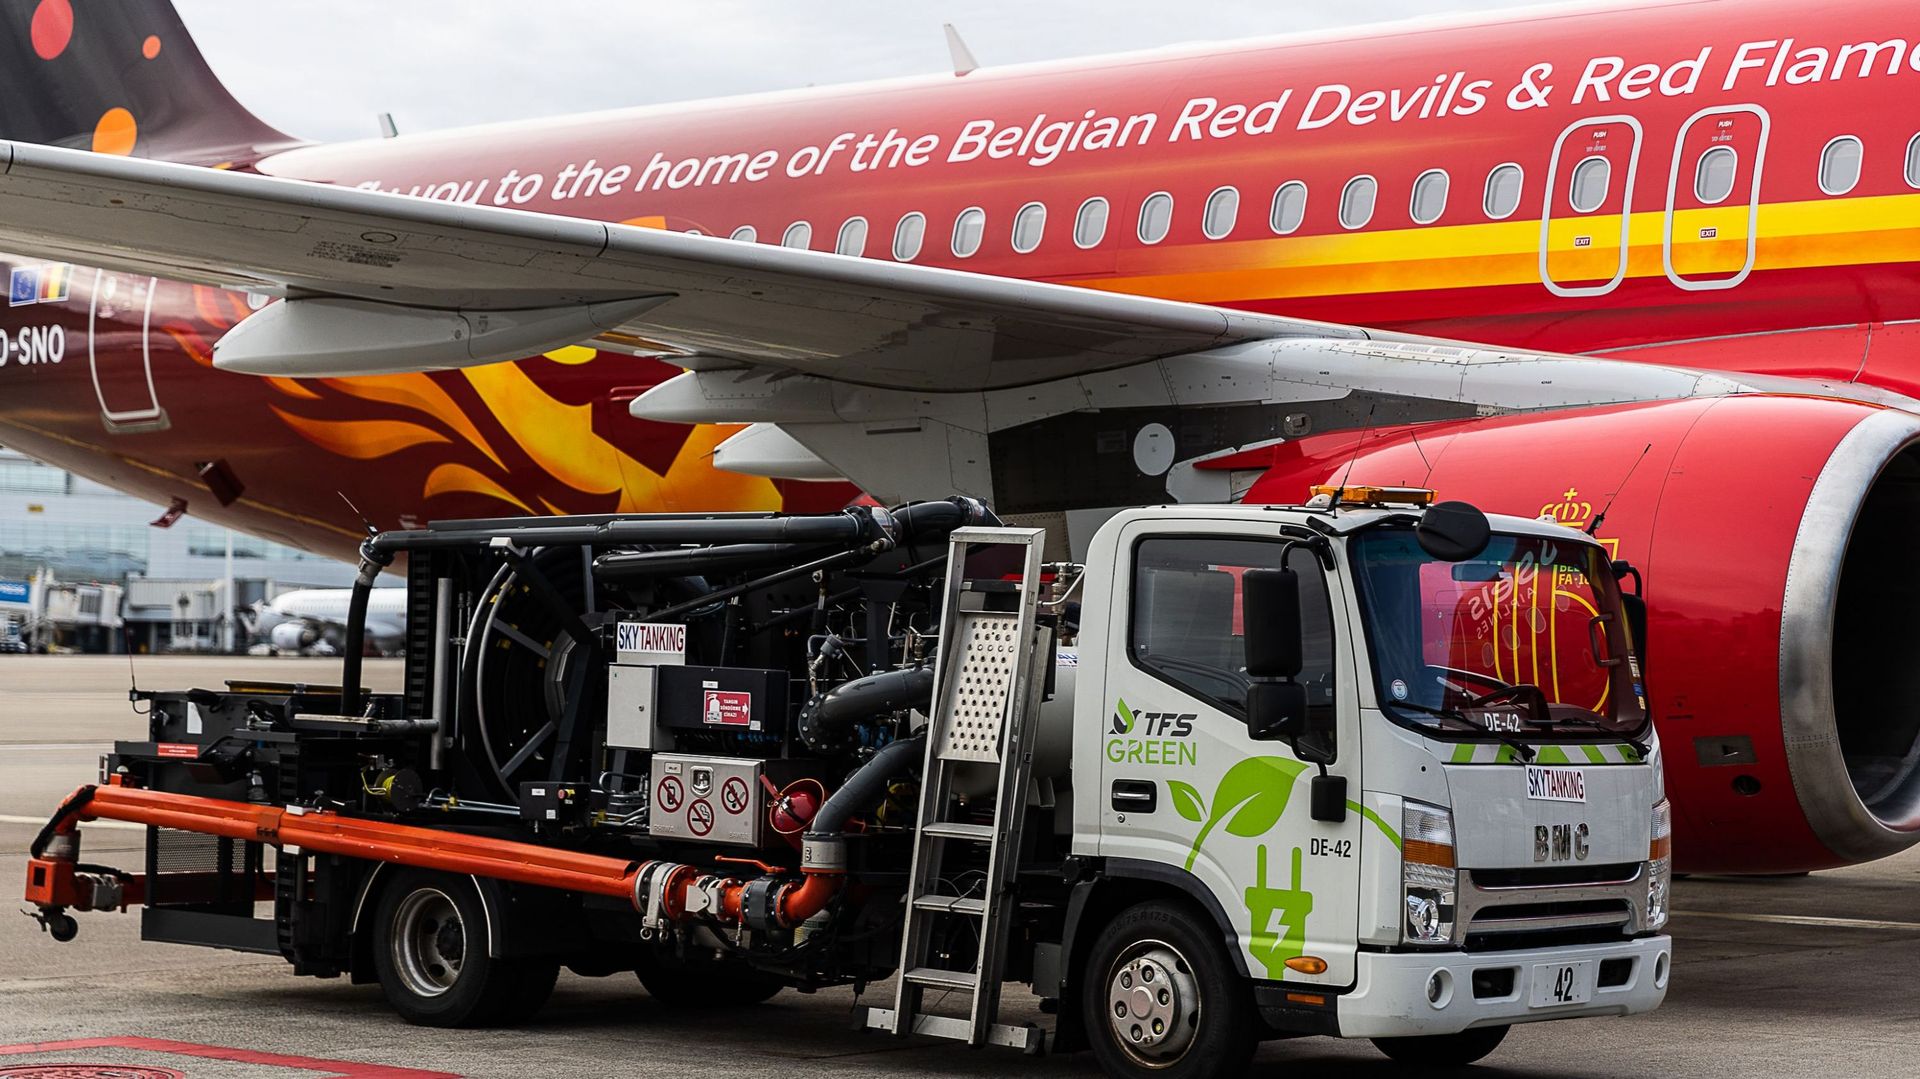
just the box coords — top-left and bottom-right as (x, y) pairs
(1483, 163), (1523, 219)
(952, 207), (986, 257)
(730, 225), (757, 243)
(835, 217), (868, 256)
(1269, 181), (1307, 234)
(1138, 192), (1173, 244)
(1907, 134), (1920, 189)
(1202, 186), (1239, 239)
(1821, 136), (1863, 195)
(1338, 176), (1377, 229)
(893, 212), (925, 261)
(1012, 202), (1047, 253)
(1569, 156), (1611, 213)
(1074, 197), (1109, 248)
(1694, 147), (1738, 204)
(1410, 169), (1449, 224)
(782, 221), (813, 249)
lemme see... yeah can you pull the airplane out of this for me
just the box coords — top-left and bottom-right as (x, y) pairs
(0, 0), (1917, 879)
(249, 586), (407, 656)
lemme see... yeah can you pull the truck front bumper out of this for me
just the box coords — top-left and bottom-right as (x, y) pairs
(1336, 935), (1671, 1038)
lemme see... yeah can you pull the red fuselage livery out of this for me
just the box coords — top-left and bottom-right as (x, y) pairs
(5, 0), (1920, 875)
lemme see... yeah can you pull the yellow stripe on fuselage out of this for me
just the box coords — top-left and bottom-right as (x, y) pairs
(1075, 194), (1920, 302)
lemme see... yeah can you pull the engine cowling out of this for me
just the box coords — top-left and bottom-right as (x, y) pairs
(1243, 394), (1920, 873)
(269, 620), (319, 652)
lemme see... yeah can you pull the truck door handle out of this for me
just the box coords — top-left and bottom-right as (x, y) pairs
(1111, 780), (1157, 814)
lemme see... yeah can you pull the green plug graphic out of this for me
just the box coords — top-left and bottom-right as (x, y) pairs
(1243, 845), (1313, 978)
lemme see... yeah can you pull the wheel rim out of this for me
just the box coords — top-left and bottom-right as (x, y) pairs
(1104, 938), (1202, 1067)
(391, 887), (465, 998)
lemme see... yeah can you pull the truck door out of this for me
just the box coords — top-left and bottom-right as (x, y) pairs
(1095, 525), (1362, 987)
(1540, 116), (1643, 297)
(87, 270), (167, 431)
(1664, 105), (1769, 290)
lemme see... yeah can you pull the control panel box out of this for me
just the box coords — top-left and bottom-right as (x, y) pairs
(606, 664), (658, 750)
(657, 665), (789, 736)
(649, 753), (765, 846)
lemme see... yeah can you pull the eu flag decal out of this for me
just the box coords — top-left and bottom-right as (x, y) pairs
(8, 265), (38, 306)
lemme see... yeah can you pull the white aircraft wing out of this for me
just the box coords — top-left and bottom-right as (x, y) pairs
(0, 141), (1378, 389)
(0, 140), (1898, 509)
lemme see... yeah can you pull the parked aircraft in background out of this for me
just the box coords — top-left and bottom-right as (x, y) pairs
(1, 0), (1919, 876)
(249, 587), (406, 656)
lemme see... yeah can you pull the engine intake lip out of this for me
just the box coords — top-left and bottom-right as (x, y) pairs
(1780, 408), (1920, 863)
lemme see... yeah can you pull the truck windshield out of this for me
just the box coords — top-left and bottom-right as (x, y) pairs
(1348, 528), (1648, 741)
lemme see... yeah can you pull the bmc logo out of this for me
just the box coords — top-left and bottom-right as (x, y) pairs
(1534, 822), (1591, 862)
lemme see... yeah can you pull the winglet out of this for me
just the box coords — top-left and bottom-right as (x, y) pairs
(943, 23), (979, 76)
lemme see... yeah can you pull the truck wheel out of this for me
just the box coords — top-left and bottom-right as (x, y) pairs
(635, 951), (785, 1006)
(1371, 1025), (1509, 1067)
(371, 869), (558, 1027)
(1083, 901), (1256, 1079)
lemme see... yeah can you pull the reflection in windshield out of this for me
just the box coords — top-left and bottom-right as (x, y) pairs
(1350, 529), (1647, 740)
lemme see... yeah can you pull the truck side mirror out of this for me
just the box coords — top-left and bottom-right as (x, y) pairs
(1242, 568), (1301, 680)
(1416, 501), (1491, 562)
(1242, 567), (1336, 765)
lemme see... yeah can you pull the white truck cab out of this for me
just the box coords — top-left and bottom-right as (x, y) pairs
(1064, 489), (1670, 1073)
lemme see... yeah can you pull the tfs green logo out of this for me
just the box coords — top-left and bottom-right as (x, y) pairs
(1111, 698), (1195, 737)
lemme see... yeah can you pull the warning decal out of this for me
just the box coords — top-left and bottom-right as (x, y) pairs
(687, 798), (716, 837)
(702, 689), (753, 727)
(720, 776), (750, 816)
(656, 774), (684, 813)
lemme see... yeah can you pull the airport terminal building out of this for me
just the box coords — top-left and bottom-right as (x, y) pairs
(0, 446), (356, 652)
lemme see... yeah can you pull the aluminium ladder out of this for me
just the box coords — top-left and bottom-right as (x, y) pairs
(862, 525), (1050, 1052)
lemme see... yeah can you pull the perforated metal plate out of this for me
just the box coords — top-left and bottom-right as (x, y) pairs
(936, 611), (1019, 763)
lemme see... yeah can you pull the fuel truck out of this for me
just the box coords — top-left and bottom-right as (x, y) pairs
(24, 488), (1671, 1077)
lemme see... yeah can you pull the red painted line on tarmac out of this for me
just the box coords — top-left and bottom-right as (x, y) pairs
(0, 1037), (459, 1078)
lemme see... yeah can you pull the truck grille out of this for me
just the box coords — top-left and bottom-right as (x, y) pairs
(1456, 862), (1650, 951)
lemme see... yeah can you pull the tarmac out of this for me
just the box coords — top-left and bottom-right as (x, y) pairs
(3, 655), (1919, 1078)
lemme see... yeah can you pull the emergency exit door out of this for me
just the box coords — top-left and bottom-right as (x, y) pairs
(88, 270), (167, 431)
(1540, 116), (1643, 297)
(1664, 105), (1769, 290)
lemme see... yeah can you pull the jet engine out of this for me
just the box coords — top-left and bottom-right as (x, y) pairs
(269, 620), (319, 653)
(1244, 394), (1920, 873)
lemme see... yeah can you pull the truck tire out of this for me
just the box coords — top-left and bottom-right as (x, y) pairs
(371, 869), (559, 1027)
(1371, 1024), (1509, 1067)
(1082, 900), (1256, 1079)
(634, 951), (785, 1006)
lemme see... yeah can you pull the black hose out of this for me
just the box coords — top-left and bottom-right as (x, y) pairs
(339, 540), (391, 715)
(797, 668), (934, 752)
(594, 542), (837, 579)
(30, 785), (96, 859)
(808, 734), (926, 838)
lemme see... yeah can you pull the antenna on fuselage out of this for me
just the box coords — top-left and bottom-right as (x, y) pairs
(1329, 403), (1378, 512)
(944, 24), (979, 76)
(338, 491), (378, 538)
(1587, 443), (1652, 537)
(377, 113), (399, 139)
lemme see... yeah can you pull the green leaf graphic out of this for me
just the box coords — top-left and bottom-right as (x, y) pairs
(1168, 780), (1206, 823)
(1184, 756), (1308, 871)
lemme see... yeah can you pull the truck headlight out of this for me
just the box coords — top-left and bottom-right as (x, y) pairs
(1402, 800), (1457, 945)
(1647, 798), (1672, 931)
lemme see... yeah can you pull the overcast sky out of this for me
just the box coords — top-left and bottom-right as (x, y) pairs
(174, 1), (1551, 143)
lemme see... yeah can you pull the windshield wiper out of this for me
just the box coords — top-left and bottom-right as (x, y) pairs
(1387, 700), (1535, 762)
(1535, 713), (1652, 761)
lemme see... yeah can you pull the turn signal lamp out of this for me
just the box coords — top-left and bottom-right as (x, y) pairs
(1284, 955), (1329, 975)
(1647, 798), (1672, 930)
(1309, 484), (1437, 507)
(1402, 800), (1458, 945)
